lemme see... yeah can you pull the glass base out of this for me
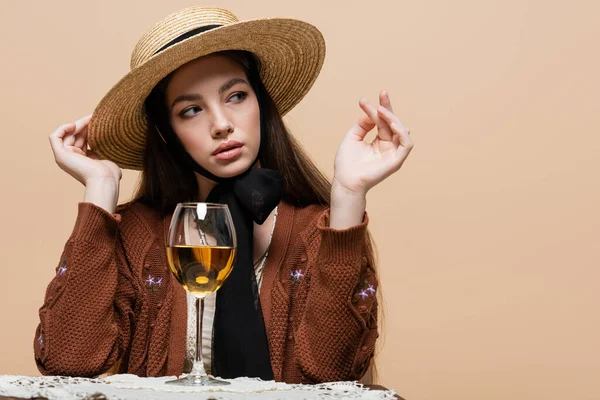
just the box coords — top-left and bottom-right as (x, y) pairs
(166, 373), (230, 386)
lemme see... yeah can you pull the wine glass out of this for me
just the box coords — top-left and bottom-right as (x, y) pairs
(165, 202), (237, 386)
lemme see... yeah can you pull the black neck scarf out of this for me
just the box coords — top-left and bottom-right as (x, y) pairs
(144, 26), (282, 379)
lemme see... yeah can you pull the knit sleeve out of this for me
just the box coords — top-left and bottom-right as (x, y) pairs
(33, 202), (137, 377)
(295, 208), (379, 382)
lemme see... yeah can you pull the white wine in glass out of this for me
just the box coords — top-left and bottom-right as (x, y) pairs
(167, 246), (236, 296)
(165, 202), (237, 386)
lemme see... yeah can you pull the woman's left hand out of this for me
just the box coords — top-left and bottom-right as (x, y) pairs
(333, 90), (414, 196)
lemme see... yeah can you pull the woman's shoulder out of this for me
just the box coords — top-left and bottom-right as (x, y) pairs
(115, 198), (155, 218)
(114, 198), (164, 236)
(283, 200), (329, 232)
(288, 201), (327, 217)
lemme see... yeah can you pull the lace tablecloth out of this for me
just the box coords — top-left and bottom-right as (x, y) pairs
(0, 374), (398, 399)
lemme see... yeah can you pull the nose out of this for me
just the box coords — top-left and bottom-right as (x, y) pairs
(210, 107), (234, 138)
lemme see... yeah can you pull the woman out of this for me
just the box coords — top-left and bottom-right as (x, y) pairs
(36, 6), (413, 383)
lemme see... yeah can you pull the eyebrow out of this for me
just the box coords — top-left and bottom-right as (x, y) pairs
(170, 77), (249, 111)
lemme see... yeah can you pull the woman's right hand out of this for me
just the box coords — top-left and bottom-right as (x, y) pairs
(49, 114), (122, 186)
(49, 114), (122, 214)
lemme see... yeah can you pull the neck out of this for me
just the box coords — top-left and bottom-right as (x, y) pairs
(195, 174), (217, 202)
(195, 160), (262, 202)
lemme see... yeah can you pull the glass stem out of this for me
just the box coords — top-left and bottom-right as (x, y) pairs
(190, 296), (207, 377)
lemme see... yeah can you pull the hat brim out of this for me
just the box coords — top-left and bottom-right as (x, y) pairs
(88, 18), (326, 170)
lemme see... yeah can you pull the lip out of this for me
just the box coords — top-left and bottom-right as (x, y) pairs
(213, 145), (243, 161)
(212, 140), (243, 156)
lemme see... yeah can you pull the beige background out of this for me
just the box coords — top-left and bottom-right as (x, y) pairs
(1, 0), (598, 399)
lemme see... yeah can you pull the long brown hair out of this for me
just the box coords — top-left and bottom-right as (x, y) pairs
(131, 50), (382, 383)
(132, 50), (331, 215)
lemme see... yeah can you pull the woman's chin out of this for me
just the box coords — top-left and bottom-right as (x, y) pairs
(209, 157), (254, 178)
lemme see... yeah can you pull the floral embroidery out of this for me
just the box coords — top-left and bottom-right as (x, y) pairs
(366, 284), (376, 295)
(290, 269), (304, 285)
(145, 275), (163, 293)
(57, 265), (67, 275)
(38, 333), (43, 347)
(356, 280), (376, 300)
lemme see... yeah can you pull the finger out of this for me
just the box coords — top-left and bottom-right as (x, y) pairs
(73, 123), (88, 150)
(395, 135), (414, 162)
(63, 133), (76, 147)
(377, 104), (408, 132)
(345, 110), (376, 141)
(73, 134), (86, 151)
(87, 148), (100, 160)
(377, 106), (412, 147)
(380, 90), (394, 113)
(390, 130), (414, 171)
(74, 114), (92, 135)
(65, 114), (92, 147)
(65, 146), (86, 156)
(49, 123), (75, 154)
(360, 97), (394, 142)
(392, 131), (402, 148)
(78, 115), (93, 154)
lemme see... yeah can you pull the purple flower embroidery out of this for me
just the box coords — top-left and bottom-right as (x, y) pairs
(366, 284), (376, 295)
(38, 333), (43, 346)
(57, 265), (67, 275)
(356, 280), (376, 301)
(290, 269), (304, 285)
(145, 275), (162, 293)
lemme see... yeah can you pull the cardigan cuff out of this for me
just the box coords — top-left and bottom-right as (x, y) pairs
(70, 202), (121, 247)
(316, 208), (369, 264)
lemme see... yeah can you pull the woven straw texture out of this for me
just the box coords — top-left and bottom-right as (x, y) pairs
(87, 5), (326, 170)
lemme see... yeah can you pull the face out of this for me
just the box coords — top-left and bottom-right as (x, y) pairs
(165, 54), (261, 178)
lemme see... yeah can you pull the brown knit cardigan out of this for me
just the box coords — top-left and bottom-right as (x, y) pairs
(34, 199), (379, 383)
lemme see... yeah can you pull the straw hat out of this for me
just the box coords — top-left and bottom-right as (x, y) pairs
(87, 5), (326, 170)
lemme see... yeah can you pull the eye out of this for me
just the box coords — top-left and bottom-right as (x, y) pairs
(180, 106), (201, 118)
(229, 91), (247, 102)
